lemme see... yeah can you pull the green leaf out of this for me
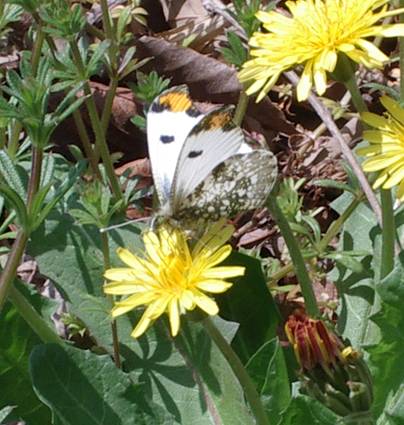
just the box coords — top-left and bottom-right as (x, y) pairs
(221, 32), (248, 68)
(246, 338), (291, 424)
(219, 252), (281, 362)
(30, 344), (171, 425)
(131, 114), (146, 130)
(0, 406), (15, 423)
(32, 160), (86, 230)
(28, 212), (256, 424)
(328, 192), (377, 347)
(0, 184), (28, 229)
(313, 179), (356, 194)
(87, 40), (111, 76)
(367, 254), (404, 421)
(0, 150), (26, 199)
(0, 302), (51, 423)
(281, 395), (341, 425)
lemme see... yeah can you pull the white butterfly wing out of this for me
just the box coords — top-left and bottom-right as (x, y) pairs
(147, 86), (204, 206)
(171, 106), (244, 211)
(175, 149), (278, 223)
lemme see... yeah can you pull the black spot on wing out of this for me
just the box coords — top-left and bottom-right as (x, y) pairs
(160, 135), (175, 144)
(188, 150), (203, 158)
(151, 102), (165, 112)
(186, 107), (202, 118)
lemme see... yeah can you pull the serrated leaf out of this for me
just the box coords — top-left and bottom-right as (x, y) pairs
(221, 32), (247, 69)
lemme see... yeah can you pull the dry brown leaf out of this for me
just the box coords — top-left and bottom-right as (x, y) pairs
(135, 35), (296, 138)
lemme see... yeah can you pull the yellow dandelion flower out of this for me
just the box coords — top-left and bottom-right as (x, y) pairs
(239, 0), (404, 102)
(104, 221), (245, 338)
(357, 95), (404, 201)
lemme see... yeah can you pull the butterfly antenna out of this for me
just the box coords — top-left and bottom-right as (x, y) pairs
(100, 217), (150, 233)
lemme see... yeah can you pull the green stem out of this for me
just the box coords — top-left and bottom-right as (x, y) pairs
(267, 197), (320, 317)
(380, 189), (395, 280)
(269, 194), (362, 285)
(0, 146), (43, 311)
(0, 231), (29, 311)
(6, 120), (21, 159)
(0, 127), (5, 150)
(85, 22), (106, 40)
(233, 90), (249, 126)
(8, 286), (61, 344)
(31, 24), (45, 75)
(69, 42), (123, 202)
(100, 0), (115, 46)
(27, 147), (43, 210)
(100, 231), (121, 368)
(37, 25), (100, 178)
(317, 194), (363, 252)
(101, 76), (119, 134)
(7, 21), (45, 158)
(343, 73), (368, 114)
(71, 109), (101, 178)
(203, 317), (270, 425)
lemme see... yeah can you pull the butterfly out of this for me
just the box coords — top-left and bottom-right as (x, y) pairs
(146, 85), (278, 227)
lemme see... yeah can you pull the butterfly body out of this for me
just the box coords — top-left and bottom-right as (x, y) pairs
(147, 85), (277, 227)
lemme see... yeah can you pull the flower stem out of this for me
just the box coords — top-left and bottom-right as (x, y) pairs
(380, 190), (395, 280)
(8, 285), (61, 344)
(343, 71), (367, 114)
(100, 231), (121, 368)
(69, 42), (123, 202)
(202, 317), (270, 425)
(267, 197), (319, 317)
(233, 90), (249, 126)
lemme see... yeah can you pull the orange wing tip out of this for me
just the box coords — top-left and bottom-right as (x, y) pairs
(205, 110), (233, 130)
(159, 91), (193, 112)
